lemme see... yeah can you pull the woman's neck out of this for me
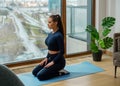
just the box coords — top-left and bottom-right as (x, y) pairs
(52, 27), (58, 33)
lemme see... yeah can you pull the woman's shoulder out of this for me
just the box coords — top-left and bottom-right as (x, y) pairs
(47, 32), (53, 36)
(55, 31), (63, 38)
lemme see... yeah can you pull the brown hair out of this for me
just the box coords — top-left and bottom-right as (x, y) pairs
(49, 14), (64, 36)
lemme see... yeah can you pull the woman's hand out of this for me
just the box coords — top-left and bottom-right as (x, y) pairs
(39, 58), (48, 66)
(44, 61), (54, 68)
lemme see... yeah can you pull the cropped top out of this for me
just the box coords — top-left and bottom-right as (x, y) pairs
(45, 30), (64, 63)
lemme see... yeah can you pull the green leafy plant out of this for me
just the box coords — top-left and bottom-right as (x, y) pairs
(86, 17), (116, 53)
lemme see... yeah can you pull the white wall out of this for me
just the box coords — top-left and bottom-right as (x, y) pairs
(95, 0), (120, 52)
(95, 0), (106, 31)
(115, 0), (120, 32)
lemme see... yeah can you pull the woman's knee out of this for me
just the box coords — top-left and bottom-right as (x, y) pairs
(32, 65), (43, 76)
(32, 69), (37, 76)
(36, 72), (47, 81)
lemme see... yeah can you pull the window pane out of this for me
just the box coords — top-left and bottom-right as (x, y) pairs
(0, 0), (61, 64)
(66, 0), (88, 54)
(67, 0), (87, 6)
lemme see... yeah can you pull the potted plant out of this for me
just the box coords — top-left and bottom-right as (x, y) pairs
(86, 17), (116, 61)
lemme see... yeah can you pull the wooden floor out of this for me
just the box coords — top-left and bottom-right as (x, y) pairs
(10, 54), (120, 86)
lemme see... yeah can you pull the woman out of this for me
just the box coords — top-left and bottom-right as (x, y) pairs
(32, 14), (69, 81)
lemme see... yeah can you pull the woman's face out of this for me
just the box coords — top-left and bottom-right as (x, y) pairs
(47, 17), (57, 29)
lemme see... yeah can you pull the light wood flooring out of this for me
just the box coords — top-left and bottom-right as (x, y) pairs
(10, 54), (120, 86)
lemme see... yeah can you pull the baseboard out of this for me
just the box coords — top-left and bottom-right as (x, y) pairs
(105, 50), (113, 56)
(6, 50), (112, 68)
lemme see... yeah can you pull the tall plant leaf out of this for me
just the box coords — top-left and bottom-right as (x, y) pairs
(102, 28), (111, 37)
(102, 17), (115, 29)
(86, 25), (99, 40)
(99, 37), (113, 49)
(90, 42), (99, 53)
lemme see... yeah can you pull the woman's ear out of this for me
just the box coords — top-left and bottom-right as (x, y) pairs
(55, 21), (58, 26)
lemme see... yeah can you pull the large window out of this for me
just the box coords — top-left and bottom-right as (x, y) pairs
(0, 0), (61, 64)
(66, 0), (92, 54)
(0, 0), (94, 64)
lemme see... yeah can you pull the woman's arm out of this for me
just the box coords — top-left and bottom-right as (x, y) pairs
(53, 34), (64, 63)
(39, 58), (48, 66)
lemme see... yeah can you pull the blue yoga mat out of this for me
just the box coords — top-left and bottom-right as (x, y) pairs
(18, 61), (104, 86)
